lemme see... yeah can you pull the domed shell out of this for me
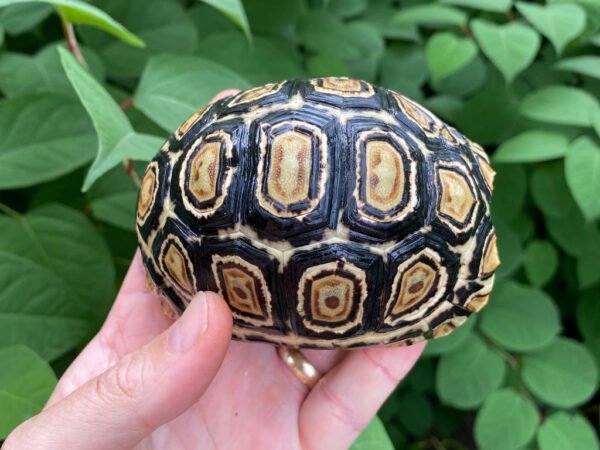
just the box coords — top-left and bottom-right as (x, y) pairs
(135, 77), (499, 349)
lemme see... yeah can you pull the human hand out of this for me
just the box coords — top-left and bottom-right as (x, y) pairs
(4, 91), (425, 450)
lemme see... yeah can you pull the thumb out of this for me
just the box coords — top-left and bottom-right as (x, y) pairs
(5, 292), (232, 450)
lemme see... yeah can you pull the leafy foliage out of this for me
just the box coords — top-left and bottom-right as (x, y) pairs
(0, 0), (599, 447)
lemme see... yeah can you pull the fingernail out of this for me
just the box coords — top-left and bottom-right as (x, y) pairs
(168, 292), (209, 353)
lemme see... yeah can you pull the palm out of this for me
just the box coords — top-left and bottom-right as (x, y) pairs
(47, 254), (423, 449)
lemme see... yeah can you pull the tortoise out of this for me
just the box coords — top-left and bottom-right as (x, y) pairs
(135, 77), (499, 349)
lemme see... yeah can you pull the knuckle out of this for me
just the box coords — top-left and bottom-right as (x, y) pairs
(95, 355), (146, 404)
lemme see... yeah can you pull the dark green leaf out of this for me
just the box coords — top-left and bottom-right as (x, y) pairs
(197, 0), (251, 41)
(538, 412), (599, 450)
(134, 54), (250, 132)
(480, 282), (561, 352)
(0, 94), (95, 189)
(471, 19), (540, 83)
(522, 337), (598, 408)
(565, 136), (600, 222)
(530, 161), (579, 219)
(0, 2), (51, 34)
(350, 416), (394, 450)
(244, 0), (304, 34)
(494, 130), (568, 163)
(307, 54), (349, 77)
(524, 240), (559, 287)
(391, 5), (467, 28)
(88, 166), (138, 231)
(395, 390), (433, 438)
(297, 11), (364, 60)
(474, 388), (538, 450)
(424, 315), (476, 357)
(327, 0), (367, 18)
(436, 335), (506, 409)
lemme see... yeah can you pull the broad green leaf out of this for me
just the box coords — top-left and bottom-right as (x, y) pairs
(345, 21), (385, 81)
(134, 54), (250, 132)
(0, 43), (104, 98)
(426, 32), (477, 82)
(307, 54), (349, 77)
(494, 130), (568, 163)
(0, 0), (143, 47)
(0, 252), (91, 360)
(555, 55), (600, 79)
(442, 0), (512, 12)
(471, 19), (540, 83)
(380, 45), (427, 99)
(0, 204), (115, 322)
(546, 213), (599, 258)
(516, 2), (587, 54)
(395, 390), (433, 438)
(424, 315), (476, 357)
(196, 32), (301, 85)
(88, 166), (139, 231)
(520, 85), (599, 127)
(78, 0), (195, 78)
(0, 346), (57, 438)
(297, 11), (364, 60)
(350, 416), (394, 450)
(188, 2), (237, 39)
(522, 337), (598, 408)
(524, 240), (559, 287)
(494, 219), (523, 279)
(538, 412), (599, 450)
(0, 94), (95, 189)
(474, 389), (538, 450)
(243, 0), (304, 34)
(59, 47), (162, 190)
(480, 282), (561, 352)
(328, 0), (367, 18)
(565, 136), (600, 222)
(197, 0), (251, 41)
(436, 335), (506, 409)
(0, 2), (50, 34)
(390, 5), (467, 28)
(432, 54), (487, 97)
(530, 161), (579, 219)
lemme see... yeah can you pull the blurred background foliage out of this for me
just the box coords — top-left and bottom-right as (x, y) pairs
(0, 0), (599, 448)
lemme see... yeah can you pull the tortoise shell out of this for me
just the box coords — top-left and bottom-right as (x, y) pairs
(135, 77), (499, 349)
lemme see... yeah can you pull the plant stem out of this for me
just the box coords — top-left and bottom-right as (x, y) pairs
(62, 21), (87, 68)
(120, 97), (134, 111)
(123, 159), (142, 188)
(0, 202), (22, 219)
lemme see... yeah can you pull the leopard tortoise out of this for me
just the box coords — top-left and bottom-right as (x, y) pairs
(135, 77), (499, 349)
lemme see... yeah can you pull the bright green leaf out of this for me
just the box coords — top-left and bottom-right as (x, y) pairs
(475, 388), (538, 450)
(350, 416), (394, 450)
(480, 282), (561, 352)
(555, 55), (600, 79)
(524, 240), (559, 287)
(391, 5), (467, 28)
(471, 19), (540, 83)
(520, 85), (599, 127)
(516, 2), (587, 54)
(0, 94), (95, 189)
(565, 136), (600, 222)
(522, 337), (598, 408)
(538, 412), (599, 450)
(436, 335), (506, 409)
(494, 129), (568, 163)
(197, 0), (251, 41)
(134, 54), (250, 132)
(0, 0), (143, 47)
(426, 32), (478, 82)
(442, 0), (511, 12)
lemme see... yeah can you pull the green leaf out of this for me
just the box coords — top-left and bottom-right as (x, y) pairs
(441, 0), (512, 12)
(577, 232), (600, 289)
(546, 213), (599, 258)
(0, 0), (143, 47)
(494, 219), (523, 279)
(88, 166), (138, 231)
(307, 54), (349, 77)
(0, 252), (91, 360)
(555, 56), (600, 79)
(0, 2), (51, 34)
(197, 0), (251, 41)
(520, 85), (599, 127)
(524, 240), (559, 287)
(0, 94), (95, 189)
(196, 32), (301, 85)
(134, 54), (250, 132)
(0, 346), (57, 438)
(530, 161), (580, 219)
(565, 136), (600, 222)
(494, 130), (568, 163)
(327, 0), (367, 19)
(436, 335), (506, 409)
(576, 291), (600, 343)
(516, 2), (587, 54)
(59, 47), (161, 190)
(522, 337), (598, 408)
(538, 412), (599, 450)
(426, 32), (478, 82)
(350, 416), (394, 450)
(390, 5), (467, 28)
(0, 204), (115, 322)
(471, 19), (540, 83)
(243, 0), (305, 35)
(424, 315), (476, 357)
(474, 388), (538, 450)
(78, 0), (195, 79)
(297, 11), (364, 60)
(480, 282), (561, 352)
(0, 43), (105, 98)
(395, 390), (433, 438)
